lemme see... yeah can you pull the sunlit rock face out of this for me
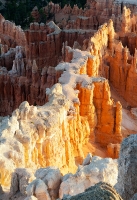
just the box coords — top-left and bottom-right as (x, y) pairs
(22, 156), (118, 200)
(1, 0), (137, 197)
(0, 47), (122, 187)
(59, 156), (118, 199)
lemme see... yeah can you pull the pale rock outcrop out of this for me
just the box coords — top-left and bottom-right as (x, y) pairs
(9, 168), (34, 199)
(26, 167), (62, 200)
(115, 134), (137, 200)
(26, 179), (50, 200)
(59, 156), (118, 199)
(82, 153), (92, 166)
(131, 108), (137, 119)
(56, 47), (122, 147)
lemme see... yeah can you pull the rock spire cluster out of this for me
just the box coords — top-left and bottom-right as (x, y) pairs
(0, 0), (137, 199)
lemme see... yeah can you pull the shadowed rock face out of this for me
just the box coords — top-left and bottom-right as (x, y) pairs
(0, 185), (3, 195)
(116, 134), (137, 200)
(62, 182), (123, 200)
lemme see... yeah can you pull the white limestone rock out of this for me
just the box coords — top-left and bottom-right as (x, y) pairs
(59, 156), (118, 199)
(26, 167), (62, 200)
(0, 83), (70, 186)
(26, 179), (51, 200)
(9, 168), (34, 199)
(82, 153), (92, 166)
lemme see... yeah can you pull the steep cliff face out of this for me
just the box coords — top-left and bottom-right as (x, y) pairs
(82, 8), (137, 108)
(0, 48), (122, 187)
(24, 21), (94, 69)
(107, 9), (137, 107)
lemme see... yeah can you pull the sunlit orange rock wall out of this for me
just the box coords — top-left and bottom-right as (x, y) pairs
(85, 8), (137, 108)
(0, 47), (122, 186)
(107, 8), (137, 107)
(78, 80), (122, 147)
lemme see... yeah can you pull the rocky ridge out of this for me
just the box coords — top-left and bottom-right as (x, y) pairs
(0, 0), (137, 199)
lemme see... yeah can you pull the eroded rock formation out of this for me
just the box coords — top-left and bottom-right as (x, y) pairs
(0, 47), (122, 187)
(0, 0), (137, 198)
(9, 168), (33, 199)
(59, 156), (118, 199)
(33, 0), (137, 32)
(25, 167), (62, 200)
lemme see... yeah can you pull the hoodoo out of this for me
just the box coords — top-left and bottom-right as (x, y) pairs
(0, 0), (137, 199)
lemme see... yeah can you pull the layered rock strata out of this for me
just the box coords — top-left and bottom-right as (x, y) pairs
(80, 8), (137, 107)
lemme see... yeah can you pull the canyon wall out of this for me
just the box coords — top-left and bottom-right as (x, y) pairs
(25, 21), (94, 69)
(78, 6), (137, 108)
(0, 47), (122, 188)
(108, 7), (137, 107)
(33, 0), (137, 31)
(0, 5), (137, 116)
(1, 1), (137, 193)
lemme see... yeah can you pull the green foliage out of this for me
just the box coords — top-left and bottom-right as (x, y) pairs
(39, 8), (47, 23)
